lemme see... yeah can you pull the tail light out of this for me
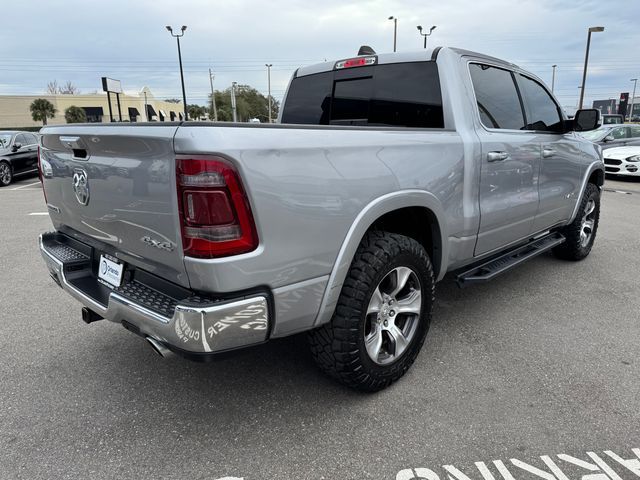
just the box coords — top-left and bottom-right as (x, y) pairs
(37, 146), (42, 182)
(37, 146), (48, 203)
(176, 157), (258, 258)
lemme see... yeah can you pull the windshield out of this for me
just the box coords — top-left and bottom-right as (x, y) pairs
(0, 134), (12, 148)
(579, 127), (611, 141)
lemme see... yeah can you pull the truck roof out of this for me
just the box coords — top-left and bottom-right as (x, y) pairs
(295, 46), (520, 78)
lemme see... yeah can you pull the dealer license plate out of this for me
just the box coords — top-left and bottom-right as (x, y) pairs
(98, 254), (124, 288)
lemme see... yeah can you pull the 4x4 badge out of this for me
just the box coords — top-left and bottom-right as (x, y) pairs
(72, 169), (90, 205)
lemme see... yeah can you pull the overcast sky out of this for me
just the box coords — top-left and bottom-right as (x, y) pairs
(2, 0), (639, 111)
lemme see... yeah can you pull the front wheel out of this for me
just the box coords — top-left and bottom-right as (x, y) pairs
(553, 182), (601, 261)
(0, 161), (12, 186)
(308, 231), (434, 392)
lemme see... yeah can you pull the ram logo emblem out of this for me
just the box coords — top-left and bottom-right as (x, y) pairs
(72, 169), (90, 206)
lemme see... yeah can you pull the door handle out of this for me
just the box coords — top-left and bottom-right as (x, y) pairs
(487, 151), (510, 162)
(542, 148), (556, 158)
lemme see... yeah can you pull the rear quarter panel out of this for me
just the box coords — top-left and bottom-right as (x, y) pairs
(174, 124), (469, 295)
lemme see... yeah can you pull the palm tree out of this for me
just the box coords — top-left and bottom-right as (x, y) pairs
(30, 98), (57, 125)
(64, 105), (87, 123)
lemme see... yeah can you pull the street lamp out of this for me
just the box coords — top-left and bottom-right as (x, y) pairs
(166, 25), (188, 120)
(578, 26), (604, 110)
(551, 64), (557, 93)
(417, 25), (436, 49)
(388, 16), (397, 52)
(629, 78), (638, 121)
(265, 64), (273, 123)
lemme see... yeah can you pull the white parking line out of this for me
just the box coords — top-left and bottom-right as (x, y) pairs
(28, 212), (49, 216)
(11, 181), (41, 191)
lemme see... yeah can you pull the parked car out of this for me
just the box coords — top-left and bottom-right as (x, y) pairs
(37, 47), (604, 391)
(579, 124), (640, 149)
(601, 114), (624, 124)
(0, 131), (40, 186)
(602, 146), (640, 177)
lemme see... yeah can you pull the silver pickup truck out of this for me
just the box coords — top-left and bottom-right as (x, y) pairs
(38, 47), (604, 391)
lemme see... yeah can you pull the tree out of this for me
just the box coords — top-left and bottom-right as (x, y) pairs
(30, 98), (57, 125)
(46, 80), (59, 94)
(208, 85), (279, 122)
(187, 104), (207, 120)
(59, 81), (80, 95)
(64, 105), (87, 123)
(46, 80), (80, 94)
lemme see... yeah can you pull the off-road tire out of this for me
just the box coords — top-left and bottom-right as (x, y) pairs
(308, 231), (434, 392)
(553, 182), (600, 261)
(0, 161), (12, 187)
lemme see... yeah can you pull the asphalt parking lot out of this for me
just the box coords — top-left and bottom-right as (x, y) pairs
(0, 175), (638, 480)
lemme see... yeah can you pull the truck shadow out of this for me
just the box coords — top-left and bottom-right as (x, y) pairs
(49, 252), (575, 435)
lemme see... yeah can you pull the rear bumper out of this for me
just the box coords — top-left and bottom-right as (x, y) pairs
(39, 232), (269, 355)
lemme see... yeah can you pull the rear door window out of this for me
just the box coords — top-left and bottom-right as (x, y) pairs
(469, 63), (526, 130)
(281, 62), (444, 128)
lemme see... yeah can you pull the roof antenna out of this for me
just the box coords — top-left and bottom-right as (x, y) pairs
(358, 45), (376, 56)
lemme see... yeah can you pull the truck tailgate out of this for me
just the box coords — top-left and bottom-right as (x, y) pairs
(39, 125), (189, 288)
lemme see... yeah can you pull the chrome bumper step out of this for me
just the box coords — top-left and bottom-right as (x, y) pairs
(39, 231), (270, 355)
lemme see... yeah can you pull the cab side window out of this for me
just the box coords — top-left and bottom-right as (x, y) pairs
(14, 134), (28, 146)
(469, 63), (526, 130)
(516, 74), (563, 133)
(611, 127), (628, 140)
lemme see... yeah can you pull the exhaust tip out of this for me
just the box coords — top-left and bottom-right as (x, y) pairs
(146, 336), (171, 358)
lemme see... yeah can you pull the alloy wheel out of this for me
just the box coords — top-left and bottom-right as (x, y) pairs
(580, 199), (596, 247)
(364, 266), (422, 365)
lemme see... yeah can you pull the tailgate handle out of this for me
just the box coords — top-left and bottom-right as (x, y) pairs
(59, 136), (88, 159)
(59, 136), (85, 149)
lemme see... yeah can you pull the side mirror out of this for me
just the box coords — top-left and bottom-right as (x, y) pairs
(11, 142), (22, 152)
(573, 109), (600, 132)
(603, 135), (615, 142)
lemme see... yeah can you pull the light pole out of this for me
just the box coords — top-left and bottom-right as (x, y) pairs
(208, 69), (218, 122)
(143, 90), (148, 122)
(231, 82), (238, 122)
(551, 64), (557, 93)
(578, 26), (604, 110)
(166, 25), (188, 120)
(576, 86), (583, 110)
(265, 64), (273, 123)
(417, 25), (436, 49)
(629, 78), (638, 121)
(388, 16), (397, 52)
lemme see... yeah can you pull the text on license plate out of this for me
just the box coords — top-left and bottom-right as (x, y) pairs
(98, 255), (124, 287)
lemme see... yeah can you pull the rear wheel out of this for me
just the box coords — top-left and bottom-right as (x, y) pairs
(0, 161), (12, 186)
(553, 183), (600, 260)
(308, 231), (434, 392)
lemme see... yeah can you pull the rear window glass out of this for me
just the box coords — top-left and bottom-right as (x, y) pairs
(281, 62), (444, 128)
(469, 63), (526, 130)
